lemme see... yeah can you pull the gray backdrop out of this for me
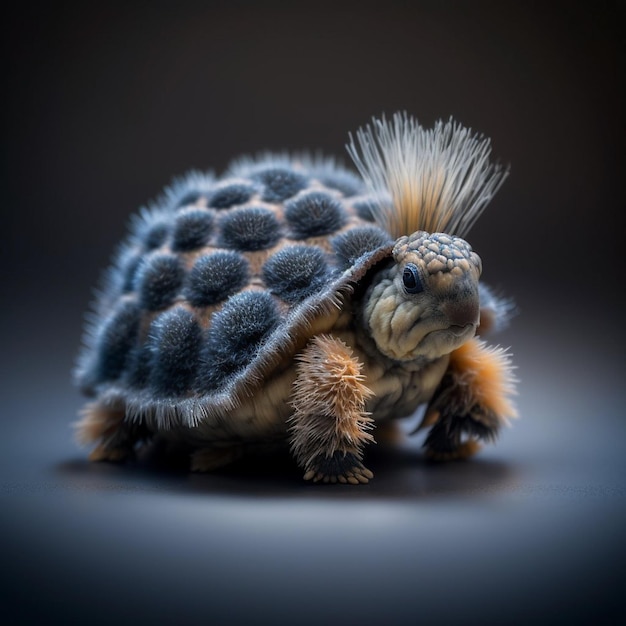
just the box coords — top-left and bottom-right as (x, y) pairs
(2, 2), (624, 625)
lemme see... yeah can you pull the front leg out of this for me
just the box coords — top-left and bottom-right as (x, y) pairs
(423, 337), (517, 461)
(289, 335), (375, 484)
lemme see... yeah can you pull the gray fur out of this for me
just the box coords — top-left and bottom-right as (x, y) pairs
(136, 252), (185, 311)
(171, 208), (215, 252)
(478, 282), (516, 332)
(208, 181), (256, 209)
(332, 226), (393, 269)
(262, 245), (331, 304)
(285, 191), (347, 238)
(149, 306), (202, 396)
(185, 251), (250, 307)
(250, 166), (308, 203)
(219, 207), (282, 251)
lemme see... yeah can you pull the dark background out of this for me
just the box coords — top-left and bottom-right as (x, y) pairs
(2, 2), (625, 625)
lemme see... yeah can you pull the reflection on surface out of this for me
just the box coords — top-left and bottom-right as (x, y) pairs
(54, 439), (518, 501)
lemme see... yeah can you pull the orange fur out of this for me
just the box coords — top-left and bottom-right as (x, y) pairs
(289, 335), (374, 468)
(74, 402), (138, 463)
(448, 337), (518, 425)
(74, 401), (125, 446)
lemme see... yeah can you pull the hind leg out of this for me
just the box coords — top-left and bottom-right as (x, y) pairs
(422, 337), (517, 461)
(289, 335), (375, 484)
(75, 401), (147, 462)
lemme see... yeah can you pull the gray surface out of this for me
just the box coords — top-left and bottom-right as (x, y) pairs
(2, 315), (625, 625)
(2, 2), (624, 624)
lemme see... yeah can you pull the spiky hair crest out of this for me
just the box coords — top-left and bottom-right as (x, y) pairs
(346, 112), (508, 239)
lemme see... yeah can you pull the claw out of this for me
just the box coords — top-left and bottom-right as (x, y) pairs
(303, 459), (373, 485)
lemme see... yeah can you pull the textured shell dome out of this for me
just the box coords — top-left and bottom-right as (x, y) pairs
(75, 156), (394, 428)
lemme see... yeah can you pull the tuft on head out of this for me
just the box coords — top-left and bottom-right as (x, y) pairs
(346, 112), (508, 239)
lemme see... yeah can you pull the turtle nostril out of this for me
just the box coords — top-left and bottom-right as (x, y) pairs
(443, 299), (480, 328)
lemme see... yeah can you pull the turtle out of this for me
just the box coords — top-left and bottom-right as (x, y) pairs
(74, 112), (517, 485)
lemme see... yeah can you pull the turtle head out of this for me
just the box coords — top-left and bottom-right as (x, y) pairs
(362, 231), (482, 362)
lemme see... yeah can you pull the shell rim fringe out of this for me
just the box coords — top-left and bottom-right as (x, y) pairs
(87, 243), (395, 431)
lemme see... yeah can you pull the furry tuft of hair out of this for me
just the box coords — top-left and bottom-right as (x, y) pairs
(289, 335), (374, 471)
(448, 337), (518, 426)
(346, 112), (508, 238)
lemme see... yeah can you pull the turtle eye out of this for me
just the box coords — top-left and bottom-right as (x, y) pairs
(402, 263), (423, 294)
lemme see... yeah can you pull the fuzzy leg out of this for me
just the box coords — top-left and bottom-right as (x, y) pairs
(74, 401), (146, 462)
(423, 337), (517, 461)
(289, 335), (375, 484)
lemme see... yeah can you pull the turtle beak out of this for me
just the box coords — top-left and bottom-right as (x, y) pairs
(442, 298), (480, 330)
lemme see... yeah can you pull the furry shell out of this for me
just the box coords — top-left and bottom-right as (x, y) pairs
(76, 114), (508, 432)
(75, 156), (395, 429)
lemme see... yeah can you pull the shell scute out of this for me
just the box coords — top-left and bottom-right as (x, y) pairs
(148, 306), (202, 397)
(196, 290), (281, 393)
(262, 244), (332, 304)
(185, 251), (250, 308)
(284, 191), (347, 239)
(136, 252), (185, 311)
(171, 208), (215, 252)
(251, 166), (309, 203)
(208, 180), (257, 209)
(219, 206), (282, 251)
(93, 299), (141, 385)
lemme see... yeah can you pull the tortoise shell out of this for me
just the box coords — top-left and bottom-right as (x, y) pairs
(75, 156), (395, 428)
